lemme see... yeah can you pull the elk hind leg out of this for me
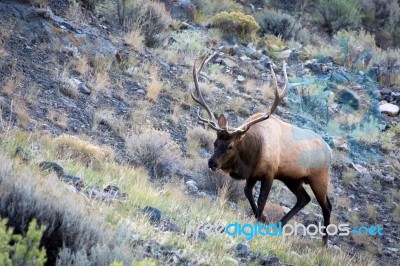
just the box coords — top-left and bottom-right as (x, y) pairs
(279, 180), (311, 226)
(309, 178), (332, 246)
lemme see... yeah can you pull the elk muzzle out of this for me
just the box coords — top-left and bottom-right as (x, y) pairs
(208, 158), (220, 172)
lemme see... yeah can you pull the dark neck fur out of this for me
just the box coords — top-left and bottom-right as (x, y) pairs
(221, 130), (262, 180)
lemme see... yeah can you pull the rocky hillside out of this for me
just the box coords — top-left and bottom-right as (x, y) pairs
(0, 0), (399, 265)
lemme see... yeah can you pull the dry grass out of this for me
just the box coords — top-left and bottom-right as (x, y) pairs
(1, 74), (22, 96)
(186, 126), (215, 152)
(73, 54), (90, 76)
(264, 202), (285, 224)
(244, 79), (257, 94)
(125, 28), (145, 52)
(93, 109), (125, 137)
(146, 79), (163, 102)
(47, 109), (69, 129)
(146, 65), (163, 102)
(169, 104), (183, 126)
(14, 100), (30, 128)
(89, 56), (111, 93)
(0, 42), (8, 59)
(65, 0), (88, 26)
(125, 126), (182, 179)
(128, 101), (151, 130)
(52, 135), (114, 168)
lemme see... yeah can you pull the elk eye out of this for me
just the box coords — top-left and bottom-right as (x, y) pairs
(228, 144), (234, 150)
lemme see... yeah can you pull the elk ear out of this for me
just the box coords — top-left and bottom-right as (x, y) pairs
(218, 114), (228, 129)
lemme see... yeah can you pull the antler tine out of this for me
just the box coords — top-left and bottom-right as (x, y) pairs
(229, 60), (288, 135)
(191, 52), (222, 131)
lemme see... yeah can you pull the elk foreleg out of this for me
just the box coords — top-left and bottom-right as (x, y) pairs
(256, 179), (273, 223)
(244, 179), (258, 217)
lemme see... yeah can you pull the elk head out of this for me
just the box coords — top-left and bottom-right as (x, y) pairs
(191, 52), (288, 172)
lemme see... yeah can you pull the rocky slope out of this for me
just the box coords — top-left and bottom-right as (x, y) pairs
(0, 0), (399, 265)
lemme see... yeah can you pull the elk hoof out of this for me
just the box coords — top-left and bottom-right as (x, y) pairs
(257, 214), (267, 224)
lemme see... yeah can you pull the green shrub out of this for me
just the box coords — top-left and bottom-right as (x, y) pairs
(0, 219), (46, 266)
(168, 30), (207, 57)
(191, 0), (243, 21)
(317, 0), (362, 34)
(211, 11), (260, 42)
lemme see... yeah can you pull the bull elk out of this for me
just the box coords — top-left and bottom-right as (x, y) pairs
(191, 52), (332, 245)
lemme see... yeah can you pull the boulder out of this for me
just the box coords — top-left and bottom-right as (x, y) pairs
(379, 103), (399, 116)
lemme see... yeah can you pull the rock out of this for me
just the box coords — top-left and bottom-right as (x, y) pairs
(260, 256), (280, 266)
(333, 137), (348, 151)
(305, 60), (322, 74)
(38, 161), (64, 177)
(136, 89), (146, 95)
(159, 60), (171, 71)
(60, 174), (85, 189)
(282, 206), (291, 213)
(235, 243), (249, 256)
(372, 89), (381, 100)
(196, 230), (207, 240)
(15, 147), (29, 162)
(380, 175), (395, 182)
(359, 172), (373, 185)
(166, 0), (195, 22)
(231, 45), (243, 56)
(330, 72), (350, 83)
(221, 58), (237, 68)
(276, 49), (291, 60)
(162, 221), (181, 232)
(335, 89), (360, 109)
(186, 180), (198, 192)
(237, 75), (245, 82)
(143, 206), (162, 224)
(379, 103), (399, 116)
(78, 82), (91, 95)
(104, 185), (126, 199)
(85, 188), (125, 202)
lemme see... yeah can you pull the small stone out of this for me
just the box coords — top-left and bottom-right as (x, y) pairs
(379, 103), (399, 116)
(15, 147), (29, 162)
(143, 206), (162, 224)
(260, 256), (280, 266)
(380, 175), (395, 182)
(186, 180), (198, 192)
(335, 89), (360, 109)
(221, 58), (237, 68)
(78, 82), (91, 95)
(136, 89), (146, 95)
(60, 174), (85, 189)
(235, 243), (249, 256)
(162, 221), (181, 233)
(237, 75), (245, 82)
(359, 172), (373, 185)
(38, 161), (64, 177)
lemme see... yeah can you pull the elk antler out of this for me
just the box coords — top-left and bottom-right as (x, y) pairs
(228, 61), (289, 135)
(191, 53), (289, 135)
(191, 52), (224, 131)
